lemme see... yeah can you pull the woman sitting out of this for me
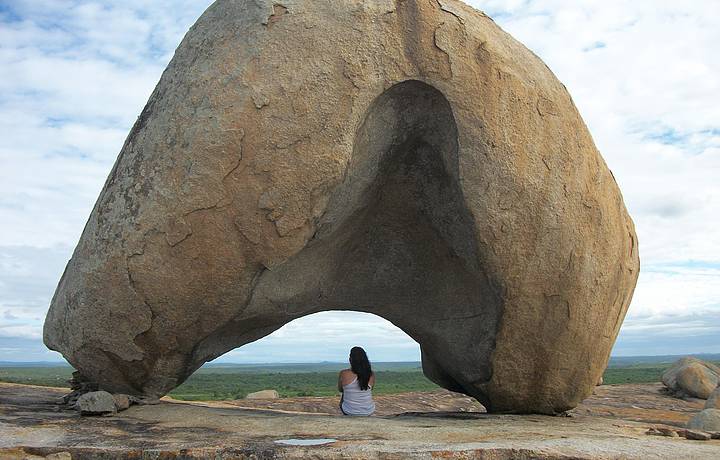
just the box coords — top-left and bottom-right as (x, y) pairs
(338, 346), (376, 416)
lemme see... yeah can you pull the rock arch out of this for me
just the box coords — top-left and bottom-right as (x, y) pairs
(218, 79), (503, 407)
(44, 0), (639, 414)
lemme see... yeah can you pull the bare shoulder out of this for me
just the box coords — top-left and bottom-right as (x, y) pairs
(340, 369), (356, 384)
(338, 369), (351, 379)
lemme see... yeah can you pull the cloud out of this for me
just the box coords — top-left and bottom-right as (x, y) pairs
(0, 336), (64, 362)
(0, 0), (718, 362)
(0, 245), (71, 346)
(614, 311), (720, 356)
(612, 264), (720, 355)
(629, 264), (720, 317)
(219, 311), (421, 363)
(466, 0), (720, 266)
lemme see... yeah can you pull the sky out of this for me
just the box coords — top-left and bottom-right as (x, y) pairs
(0, 0), (719, 363)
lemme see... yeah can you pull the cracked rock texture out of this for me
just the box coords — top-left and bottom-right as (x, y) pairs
(43, 0), (639, 414)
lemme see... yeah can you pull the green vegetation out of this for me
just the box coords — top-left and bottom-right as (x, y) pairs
(601, 360), (720, 385)
(0, 366), (73, 387)
(602, 365), (674, 385)
(169, 370), (438, 400)
(2, 358), (719, 401)
(0, 363), (438, 400)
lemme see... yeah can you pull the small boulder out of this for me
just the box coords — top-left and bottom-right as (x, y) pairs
(113, 393), (131, 411)
(646, 426), (680, 437)
(661, 357), (720, 399)
(56, 389), (83, 406)
(705, 386), (720, 409)
(75, 391), (117, 415)
(245, 389), (279, 399)
(687, 409), (720, 432)
(685, 430), (712, 441)
(683, 429), (712, 441)
(128, 395), (161, 405)
(46, 453), (72, 460)
(657, 427), (679, 437)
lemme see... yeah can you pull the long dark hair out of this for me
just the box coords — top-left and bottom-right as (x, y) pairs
(349, 346), (373, 391)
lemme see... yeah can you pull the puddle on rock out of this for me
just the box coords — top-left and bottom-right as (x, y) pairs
(274, 438), (337, 446)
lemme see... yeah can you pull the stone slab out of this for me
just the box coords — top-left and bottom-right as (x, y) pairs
(2, 383), (719, 459)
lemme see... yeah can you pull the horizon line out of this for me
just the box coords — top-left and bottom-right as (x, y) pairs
(2, 352), (720, 366)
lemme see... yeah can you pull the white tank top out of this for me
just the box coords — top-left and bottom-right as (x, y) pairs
(341, 376), (375, 416)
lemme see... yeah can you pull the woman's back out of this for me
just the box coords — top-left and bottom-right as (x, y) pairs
(339, 346), (375, 416)
(340, 373), (375, 416)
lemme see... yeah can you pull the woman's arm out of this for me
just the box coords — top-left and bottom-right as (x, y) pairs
(337, 372), (344, 392)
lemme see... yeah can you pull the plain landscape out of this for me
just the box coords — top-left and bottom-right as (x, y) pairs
(3, 354), (719, 401)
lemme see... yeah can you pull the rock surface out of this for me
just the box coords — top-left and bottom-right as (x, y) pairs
(688, 409), (720, 432)
(684, 429), (712, 441)
(3, 383), (720, 459)
(2, 451), (72, 460)
(42, 0), (639, 414)
(706, 387), (720, 409)
(75, 391), (116, 415)
(662, 358), (720, 399)
(657, 427), (679, 437)
(190, 382), (708, 426)
(112, 393), (131, 411)
(245, 389), (279, 399)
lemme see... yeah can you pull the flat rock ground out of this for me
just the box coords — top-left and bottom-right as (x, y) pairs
(1, 382), (719, 459)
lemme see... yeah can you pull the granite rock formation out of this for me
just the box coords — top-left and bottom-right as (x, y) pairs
(662, 358), (720, 399)
(688, 409), (720, 433)
(43, 0), (639, 414)
(706, 387), (720, 409)
(7, 383), (720, 459)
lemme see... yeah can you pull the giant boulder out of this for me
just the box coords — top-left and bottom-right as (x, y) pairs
(43, 0), (639, 414)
